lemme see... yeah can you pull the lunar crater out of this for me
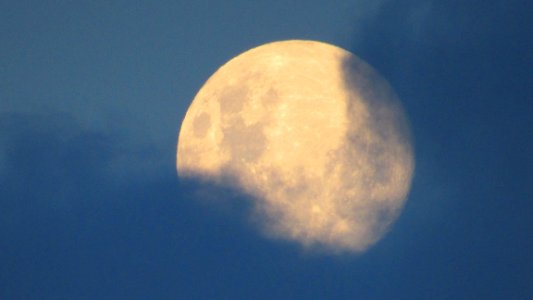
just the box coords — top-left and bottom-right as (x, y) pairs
(192, 113), (211, 138)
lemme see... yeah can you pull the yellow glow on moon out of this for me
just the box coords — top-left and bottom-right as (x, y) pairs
(177, 40), (414, 253)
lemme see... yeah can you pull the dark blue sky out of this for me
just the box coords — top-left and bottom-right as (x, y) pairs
(1, 0), (532, 299)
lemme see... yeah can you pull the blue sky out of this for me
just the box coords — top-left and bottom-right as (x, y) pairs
(1, 0), (532, 299)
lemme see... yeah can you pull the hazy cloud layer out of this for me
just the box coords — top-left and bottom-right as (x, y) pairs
(0, 112), (166, 190)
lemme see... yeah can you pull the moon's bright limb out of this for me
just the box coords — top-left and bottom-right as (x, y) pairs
(177, 40), (414, 253)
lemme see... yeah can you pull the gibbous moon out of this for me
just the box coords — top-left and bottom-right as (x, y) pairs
(177, 40), (414, 253)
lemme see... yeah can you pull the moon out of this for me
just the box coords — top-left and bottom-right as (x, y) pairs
(177, 40), (414, 253)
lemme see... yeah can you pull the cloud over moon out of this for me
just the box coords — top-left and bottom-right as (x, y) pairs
(177, 40), (414, 254)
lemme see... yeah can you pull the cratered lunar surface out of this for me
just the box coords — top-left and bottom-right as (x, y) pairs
(177, 40), (414, 253)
